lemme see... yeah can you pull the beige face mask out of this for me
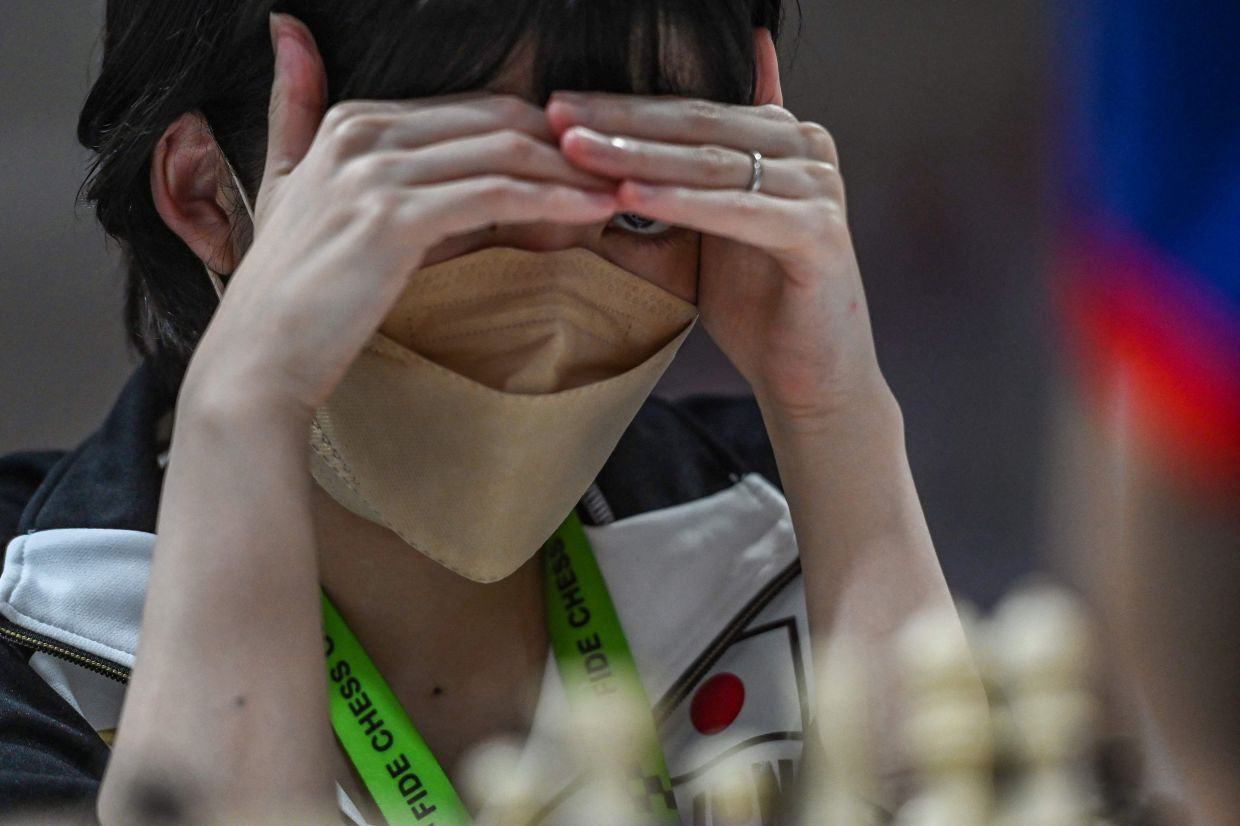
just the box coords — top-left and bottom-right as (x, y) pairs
(207, 169), (698, 583)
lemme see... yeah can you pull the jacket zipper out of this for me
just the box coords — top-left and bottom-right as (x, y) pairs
(0, 620), (130, 683)
(5, 556), (801, 826)
(580, 482), (616, 526)
(0, 490), (781, 696)
(8, 483), (799, 824)
(0, 487), (612, 686)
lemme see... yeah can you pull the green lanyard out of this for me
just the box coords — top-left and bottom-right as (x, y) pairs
(322, 510), (679, 826)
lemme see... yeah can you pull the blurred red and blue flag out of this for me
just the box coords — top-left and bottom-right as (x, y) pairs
(1058, 0), (1240, 490)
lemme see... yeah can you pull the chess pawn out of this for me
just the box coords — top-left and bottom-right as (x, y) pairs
(560, 678), (669, 826)
(796, 634), (881, 826)
(460, 736), (544, 826)
(988, 583), (1098, 826)
(892, 605), (994, 826)
(679, 727), (766, 826)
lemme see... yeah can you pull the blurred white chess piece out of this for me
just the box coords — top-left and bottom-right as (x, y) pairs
(561, 680), (665, 826)
(797, 634), (881, 826)
(460, 735), (545, 826)
(677, 726), (766, 826)
(988, 583), (1098, 826)
(892, 605), (993, 826)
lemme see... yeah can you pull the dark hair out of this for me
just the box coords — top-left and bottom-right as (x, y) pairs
(78, 0), (796, 384)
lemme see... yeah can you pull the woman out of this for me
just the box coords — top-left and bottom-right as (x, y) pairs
(0, 1), (963, 823)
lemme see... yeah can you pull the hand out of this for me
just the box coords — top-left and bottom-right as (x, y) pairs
(183, 14), (618, 421)
(547, 92), (886, 422)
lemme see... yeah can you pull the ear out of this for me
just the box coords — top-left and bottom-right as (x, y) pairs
(150, 111), (242, 275)
(752, 27), (784, 107)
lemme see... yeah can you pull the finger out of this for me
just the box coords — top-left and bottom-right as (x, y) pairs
(560, 127), (835, 198)
(375, 95), (560, 149)
(357, 130), (618, 192)
(547, 92), (813, 159)
(315, 95), (560, 156)
(264, 13), (328, 181)
(611, 181), (844, 262)
(403, 176), (618, 241)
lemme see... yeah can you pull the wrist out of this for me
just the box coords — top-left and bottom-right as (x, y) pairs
(175, 381), (314, 472)
(179, 346), (317, 436)
(755, 369), (902, 442)
(172, 387), (313, 476)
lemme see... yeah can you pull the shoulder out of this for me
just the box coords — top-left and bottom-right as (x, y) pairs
(0, 451), (109, 815)
(596, 392), (780, 522)
(0, 451), (67, 548)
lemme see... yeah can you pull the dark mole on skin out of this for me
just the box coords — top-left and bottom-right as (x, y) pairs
(432, 686), (444, 697)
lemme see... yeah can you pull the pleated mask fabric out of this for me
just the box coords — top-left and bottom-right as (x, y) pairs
(307, 245), (698, 582)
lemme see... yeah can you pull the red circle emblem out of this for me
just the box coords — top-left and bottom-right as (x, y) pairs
(689, 672), (746, 735)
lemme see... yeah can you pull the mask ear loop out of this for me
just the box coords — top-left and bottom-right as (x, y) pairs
(203, 150), (256, 301)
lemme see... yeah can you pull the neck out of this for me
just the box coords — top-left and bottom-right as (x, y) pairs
(311, 484), (548, 767)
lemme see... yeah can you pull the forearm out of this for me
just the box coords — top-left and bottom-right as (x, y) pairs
(99, 387), (335, 824)
(757, 382), (970, 798)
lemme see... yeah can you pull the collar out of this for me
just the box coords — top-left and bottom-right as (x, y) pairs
(16, 360), (755, 536)
(17, 361), (175, 536)
(2, 363), (798, 700)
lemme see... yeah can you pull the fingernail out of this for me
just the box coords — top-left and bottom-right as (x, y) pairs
(626, 182), (658, 200)
(571, 127), (627, 154)
(585, 191), (616, 208)
(551, 96), (591, 122)
(569, 125), (606, 144)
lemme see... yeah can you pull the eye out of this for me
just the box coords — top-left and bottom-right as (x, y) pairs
(608, 212), (674, 237)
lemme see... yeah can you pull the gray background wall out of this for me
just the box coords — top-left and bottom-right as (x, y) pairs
(1, 1), (1048, 605)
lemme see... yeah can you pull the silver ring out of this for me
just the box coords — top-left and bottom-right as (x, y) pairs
(745, 150), (764, 193)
